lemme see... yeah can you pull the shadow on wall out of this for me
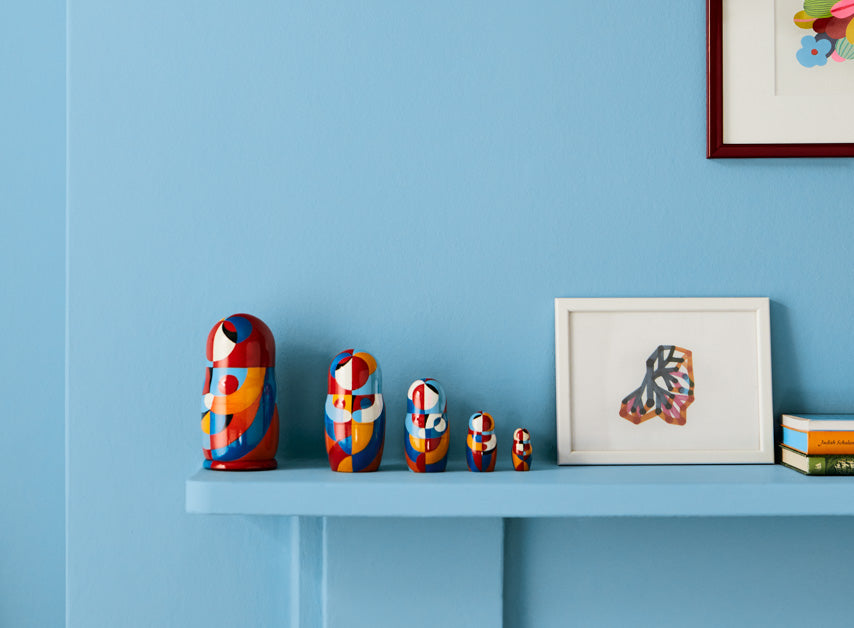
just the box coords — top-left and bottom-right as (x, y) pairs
(769, 299), (804, 420)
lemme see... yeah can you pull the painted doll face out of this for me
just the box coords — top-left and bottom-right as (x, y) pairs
(468, 412), (496, 452)
(206, 314), (274, 368)
(513, 428), (531, 455)
(405, 379), (447, 439)
(326, 350), (383, 424)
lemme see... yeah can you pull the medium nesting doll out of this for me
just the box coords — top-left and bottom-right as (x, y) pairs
(201, 313), (279, 470)
(512, 428), (532, 471)
(325, 349), (385, 472)
(466, 411), (497, 472)
(404, 378), (449, 473)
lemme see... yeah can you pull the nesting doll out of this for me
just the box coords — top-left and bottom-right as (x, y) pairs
(404, 378), (449, 473)
(511, 428), (532, 471)
(466, 411), (497, 472)
(201, 313), (279, 470)
(325, 349), (385, 472)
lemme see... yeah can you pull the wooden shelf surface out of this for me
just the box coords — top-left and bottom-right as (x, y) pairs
(185, 459), (854, 517)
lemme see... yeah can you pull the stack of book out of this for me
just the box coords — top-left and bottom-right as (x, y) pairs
(779, 414), (854, 475)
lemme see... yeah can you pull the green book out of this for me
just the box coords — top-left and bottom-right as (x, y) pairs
(779, 445), (854, 476)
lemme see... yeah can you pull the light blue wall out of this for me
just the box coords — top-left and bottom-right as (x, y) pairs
(0, 2), (66, 626)
(506, 516), (854, 627)
(64, 1), (853, 626)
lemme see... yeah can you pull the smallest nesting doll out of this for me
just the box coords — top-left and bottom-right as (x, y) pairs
(404, 378), (449, 473)
(511, 428), (532, 471)
(466, 411), (497, 472)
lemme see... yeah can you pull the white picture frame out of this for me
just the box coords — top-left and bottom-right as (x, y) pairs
(555, 298), (774, 465)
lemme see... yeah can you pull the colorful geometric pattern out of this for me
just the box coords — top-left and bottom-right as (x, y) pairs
(325, 349), (385, 472)
(511, 428), (532, 472)
(793, 1), (854, 66)
(619, 345), (695, 426)
(404, 378), (449, 473)
(466, 412), (497, 472)
(201, 313), (279, 470)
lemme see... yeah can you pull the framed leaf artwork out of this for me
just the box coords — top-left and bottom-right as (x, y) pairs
(707, 0), (854, 157)
(554, 298), (774, 464)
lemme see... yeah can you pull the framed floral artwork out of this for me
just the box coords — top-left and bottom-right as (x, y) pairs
(554, 298), (774, 464)
(707, 0), (854, 157)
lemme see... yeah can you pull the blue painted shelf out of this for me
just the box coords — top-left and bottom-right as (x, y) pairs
(185, 460), (854, 517)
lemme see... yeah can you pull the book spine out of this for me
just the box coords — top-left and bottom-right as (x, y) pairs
(821, 455), (854, 475)
(783, 455), (854, 475)
(782, 426), (854, 454)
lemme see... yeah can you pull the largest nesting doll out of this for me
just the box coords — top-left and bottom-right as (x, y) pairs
(201, 313), (279, 470)
(325, 349), (385, 472)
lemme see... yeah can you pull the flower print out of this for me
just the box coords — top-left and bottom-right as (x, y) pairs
(797, 34), (833, 66)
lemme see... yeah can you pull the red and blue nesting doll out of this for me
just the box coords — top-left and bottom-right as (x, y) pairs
(325, 349), (385, 472)
(201, 313), (279, 470)
(512, 428), (532, 471)
(404, 378), (449, 473)
(466, 411), (497, 472)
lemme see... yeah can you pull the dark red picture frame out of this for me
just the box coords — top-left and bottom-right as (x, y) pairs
(707, 0), (854, 158)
